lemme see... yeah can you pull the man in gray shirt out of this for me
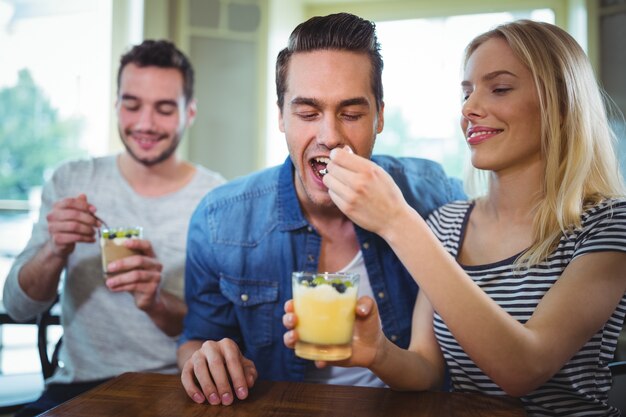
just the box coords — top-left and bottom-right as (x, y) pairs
(3, 40), (225, 416)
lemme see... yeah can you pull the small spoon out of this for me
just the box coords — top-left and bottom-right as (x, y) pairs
(93, 214), (109, 230)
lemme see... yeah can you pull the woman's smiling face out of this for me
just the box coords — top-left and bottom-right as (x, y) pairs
(461, 37), (543, 176)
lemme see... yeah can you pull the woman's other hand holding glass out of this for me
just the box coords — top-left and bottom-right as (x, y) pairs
(283, 296), (387, 369)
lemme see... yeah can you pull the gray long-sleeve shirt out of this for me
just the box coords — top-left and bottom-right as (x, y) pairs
(3, 155), (225, 384)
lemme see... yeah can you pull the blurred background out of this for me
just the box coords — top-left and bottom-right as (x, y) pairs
(0, 0), (625, 389)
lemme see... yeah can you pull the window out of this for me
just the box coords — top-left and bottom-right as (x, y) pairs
(0, 0), (112, 375)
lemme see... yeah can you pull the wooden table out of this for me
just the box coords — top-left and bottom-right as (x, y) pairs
(39, 372), (526, 416)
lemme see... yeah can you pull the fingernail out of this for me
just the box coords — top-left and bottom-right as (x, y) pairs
(192, 392), (205, 403)
(358, 305), (367, 314)
(330, 148), (338, 159)
(236, 387), (247, 399)
(222, 392), (233, 405)
(208, 393), (220, 405)
(344, 145), (354, 153)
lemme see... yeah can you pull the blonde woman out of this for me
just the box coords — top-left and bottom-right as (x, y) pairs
(284, 20), (626, 416)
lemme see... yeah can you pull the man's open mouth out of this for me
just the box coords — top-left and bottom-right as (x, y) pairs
(310, 156), (330, 178)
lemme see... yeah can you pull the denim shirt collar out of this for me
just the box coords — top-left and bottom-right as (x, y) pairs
(277, 157), (309, 232)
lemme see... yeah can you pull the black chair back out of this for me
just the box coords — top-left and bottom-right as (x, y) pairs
(36, 295), (62, 379)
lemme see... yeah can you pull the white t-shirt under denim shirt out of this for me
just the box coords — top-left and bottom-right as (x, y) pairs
(304, 251), (387, 388)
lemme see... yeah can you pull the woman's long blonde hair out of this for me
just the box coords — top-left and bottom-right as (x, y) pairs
(464, 20), (625, 267)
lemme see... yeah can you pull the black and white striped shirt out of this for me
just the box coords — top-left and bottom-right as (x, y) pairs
(426, 198), (626, 417)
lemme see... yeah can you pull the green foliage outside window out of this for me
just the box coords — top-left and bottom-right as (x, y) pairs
(0, 69), (86, 200)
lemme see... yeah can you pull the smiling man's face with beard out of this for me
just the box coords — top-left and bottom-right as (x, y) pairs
(116, 63), (194, 167)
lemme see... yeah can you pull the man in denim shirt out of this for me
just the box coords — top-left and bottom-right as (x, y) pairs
(178, 12), (465, 406)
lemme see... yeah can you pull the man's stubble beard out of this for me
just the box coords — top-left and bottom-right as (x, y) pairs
(119, 127), (182, 167)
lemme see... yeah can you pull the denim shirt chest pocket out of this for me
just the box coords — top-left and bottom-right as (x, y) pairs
(220, 274), (279, 348)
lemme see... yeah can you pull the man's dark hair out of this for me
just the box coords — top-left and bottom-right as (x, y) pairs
(275, 12), (384, 111)
(117, 39), (194, 103)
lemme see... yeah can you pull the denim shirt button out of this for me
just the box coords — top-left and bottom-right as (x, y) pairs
(307, 254), (315, 262)
(362, 242), (370, 250)
(390, 334), (398, 342)
(240, 294), (249, 302)
(307, 226), (313, 233)
(377, 291), (385, 299)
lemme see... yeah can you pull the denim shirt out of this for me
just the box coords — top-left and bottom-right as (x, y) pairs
(182, 156), (465, 382)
